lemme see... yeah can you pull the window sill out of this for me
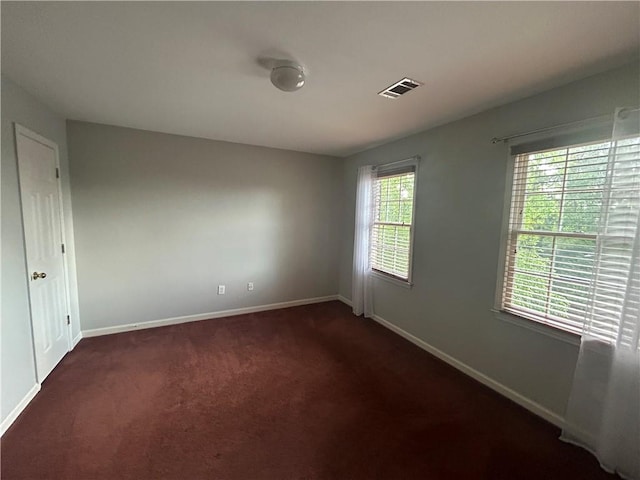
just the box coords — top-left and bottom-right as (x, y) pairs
(370, 270), (413, 289)
(491, 309), (581, 346)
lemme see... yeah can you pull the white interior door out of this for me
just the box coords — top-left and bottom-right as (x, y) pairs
(15, 124), (70, 382)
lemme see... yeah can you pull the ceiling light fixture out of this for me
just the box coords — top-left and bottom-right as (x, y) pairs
(270, 64), (306, 92)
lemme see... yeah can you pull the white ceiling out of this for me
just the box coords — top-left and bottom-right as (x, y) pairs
(2, 2), (639, 157)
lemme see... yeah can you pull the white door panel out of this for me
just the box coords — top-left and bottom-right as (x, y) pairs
(15, 124), (70, 382)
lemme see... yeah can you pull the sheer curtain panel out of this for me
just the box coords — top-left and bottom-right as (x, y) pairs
(352, 165), (374, 317)
(562, 107), (640, 480)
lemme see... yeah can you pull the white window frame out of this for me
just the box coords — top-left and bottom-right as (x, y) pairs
(370, 158), (419, 287)
(494, 135), (614, 342)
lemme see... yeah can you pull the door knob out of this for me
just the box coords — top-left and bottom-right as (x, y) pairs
(31, 272), (47, 280)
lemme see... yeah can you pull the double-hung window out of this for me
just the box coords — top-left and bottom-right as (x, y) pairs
(499, 135), (640, 335)
(370, 163), (417, 283)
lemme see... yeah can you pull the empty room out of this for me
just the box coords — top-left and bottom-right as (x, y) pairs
(1, 2), (639, 479)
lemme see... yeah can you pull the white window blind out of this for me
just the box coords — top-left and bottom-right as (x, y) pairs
(501, 136), (640, 335)
(370, 168), (416, 282)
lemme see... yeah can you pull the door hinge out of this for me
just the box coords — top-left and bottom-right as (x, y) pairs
(56, 167), (60, 179)
(61, 243), (66, 254)
(66, 315), (70, 325)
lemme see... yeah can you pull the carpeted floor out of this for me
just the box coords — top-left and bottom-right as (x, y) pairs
(2, 301), (613, 479)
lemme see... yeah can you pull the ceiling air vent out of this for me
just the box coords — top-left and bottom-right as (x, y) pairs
(378, 77), (423, 99)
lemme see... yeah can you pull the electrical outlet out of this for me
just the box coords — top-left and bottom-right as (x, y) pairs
(247, 282), (254, 291)
(218, 285), (226, 295)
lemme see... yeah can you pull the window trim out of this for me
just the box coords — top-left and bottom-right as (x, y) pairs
(371, 268), (414, 288)
(491, 308), (580, 346)
(494, 132), (613, 337)
(370, 157), (419, 286)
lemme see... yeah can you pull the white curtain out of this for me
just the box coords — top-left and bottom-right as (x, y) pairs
(352, 165), (374, 317)
(562, 107), (640, 480)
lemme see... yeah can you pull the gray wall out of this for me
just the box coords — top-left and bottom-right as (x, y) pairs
(1, 75), (81, 423)
(338, 62), (640, 417)
(67, 122), (343, 331)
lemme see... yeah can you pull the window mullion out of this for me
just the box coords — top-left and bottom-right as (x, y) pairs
(545, 148), (570, 317)
(556, 148), (570, 233)
(544, 236), (558, 317)
(393, 225), (399, 274)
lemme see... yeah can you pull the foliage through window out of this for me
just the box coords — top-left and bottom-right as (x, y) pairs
(370, 169), (416, 282)
(501, 136), (640, 334)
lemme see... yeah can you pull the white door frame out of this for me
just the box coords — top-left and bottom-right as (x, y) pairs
(15, 123), (75, 374)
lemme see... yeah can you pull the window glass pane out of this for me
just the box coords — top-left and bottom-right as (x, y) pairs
(401, 176), (414, 200)
(521, 193), (561, 231)
(513, 234), (553, 278)
(560, 191), (603, 233)
(525, 151), (566, 193)
(548, 237), (596, 321)
(387, 175), (401, 202)
(400, 201), (413, 224)
(386, 201), (401, 223)
(552, 237), (596, 280)
(510, 234), (552, 314)
(565, 143), (609, 190)
(510, 272), (549, 314)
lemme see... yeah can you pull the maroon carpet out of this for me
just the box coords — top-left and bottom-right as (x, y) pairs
(1, 301), (612, 479)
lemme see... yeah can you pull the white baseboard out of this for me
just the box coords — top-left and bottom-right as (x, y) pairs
(337, 295), (352, 306)
(1, 383), (40, 437)
(72, 331), (82, 348)
(338, 294), (564, 425)
(369, 312), (565, 429)
(82, 295), (339, 338)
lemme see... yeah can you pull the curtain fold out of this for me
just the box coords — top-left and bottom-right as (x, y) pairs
(352, 165), (374, 317)
(562, 107), (640, 480)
